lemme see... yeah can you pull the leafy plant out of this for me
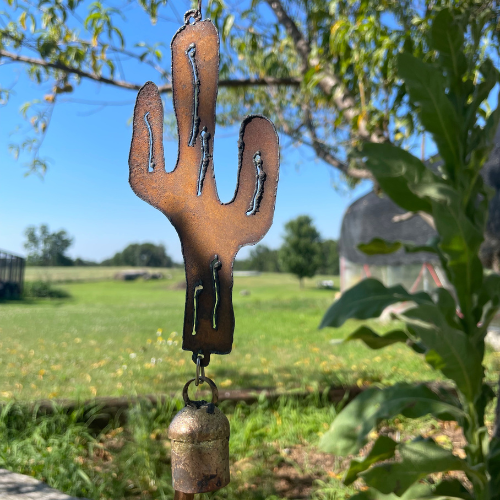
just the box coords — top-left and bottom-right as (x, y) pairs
(279, 215), (323, 287)
(320, 8), (500, 500)
(24, 280), (71, 298)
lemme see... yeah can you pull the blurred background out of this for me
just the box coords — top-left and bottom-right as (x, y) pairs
(1, 1), (500, 499)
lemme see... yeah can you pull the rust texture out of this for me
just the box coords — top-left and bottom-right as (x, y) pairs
(174, 491), (194, 500)
(129, 15), (280, 368)
(168, 377), (230, 494)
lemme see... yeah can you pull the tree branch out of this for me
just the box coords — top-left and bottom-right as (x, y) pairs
(264, 0), (387, 144)
(392, 211), (436, 229)
(0, 50), (301, 93)
(303, 108), (373, 180)
(264, 0), (311, 73)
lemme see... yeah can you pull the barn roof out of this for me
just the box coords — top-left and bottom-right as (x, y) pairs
(339, 191), (438, 265)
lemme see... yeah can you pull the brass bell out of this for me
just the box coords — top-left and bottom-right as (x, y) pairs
(168, 376), (230, 494)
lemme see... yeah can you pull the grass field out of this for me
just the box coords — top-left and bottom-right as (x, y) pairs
(1, 267), (499, 499)
(24, 266), (176, 283)
(0, 266), (458, 402)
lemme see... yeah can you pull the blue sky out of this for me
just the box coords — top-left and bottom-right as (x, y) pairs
(0, 1), (373, 263)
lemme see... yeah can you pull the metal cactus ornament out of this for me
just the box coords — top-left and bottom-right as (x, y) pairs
(129, 7), (279, 368)
(129, 3), (279, 496)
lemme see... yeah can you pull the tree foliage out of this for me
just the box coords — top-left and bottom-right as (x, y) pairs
(318, 239), (339, 275)
(320, 8), (500, 500)
(2, 0), (499, 178)
(234, 244), (281, 272)
(24, 224), (74, 266)
(101, 242), (173, 267)
(279, 215), (322, 286)
(235, 238), (338, 274)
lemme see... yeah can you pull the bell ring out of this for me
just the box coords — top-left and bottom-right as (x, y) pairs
(168, 376), (230, 493)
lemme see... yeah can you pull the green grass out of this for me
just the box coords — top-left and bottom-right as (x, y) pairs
(24, 266), (175, 283)
(0, 396), (355, 500)
(1, 267), (498, 499)
(0, 267), (451, 402)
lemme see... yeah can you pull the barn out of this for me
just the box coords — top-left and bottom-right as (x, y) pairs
(339, 126), (500, 293)
(339, 191), (445, 294)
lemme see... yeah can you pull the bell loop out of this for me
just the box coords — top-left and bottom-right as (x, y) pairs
(184, 8), (202, 24)
(183, 375), (219, 407)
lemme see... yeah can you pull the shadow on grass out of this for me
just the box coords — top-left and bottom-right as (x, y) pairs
(208, 365), (380, 392)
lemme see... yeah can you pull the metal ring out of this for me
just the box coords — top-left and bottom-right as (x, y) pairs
(184, 9), (202, 24)
(183, 376), (219, 406)
(195, 356), (205, 386)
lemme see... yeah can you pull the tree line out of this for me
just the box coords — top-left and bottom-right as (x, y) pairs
(23, 224), (174, 268)
(22, 217), (339, 283)
(235, 215), (339, 284)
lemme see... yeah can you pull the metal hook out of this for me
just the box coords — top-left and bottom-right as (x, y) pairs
(195, 355), (205, 386)
(184, 2), (202, 24)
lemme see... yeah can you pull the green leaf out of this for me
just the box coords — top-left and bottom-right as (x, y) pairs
(488, 437), (500, 500)
(433, 287), (460, 328)
(358, 238), (402, 255)
(361, 438), (473, 496)
(403, 236), (439, 253)
(398, 53), (463, 177)
(474, 274), (500, 326)
(222, 14), (234, 42)
(345, 326), (408, 350)
(430, 9), (466, 85)
(319, 383), (463, 456)
(347, 483), (432, 500)
(430, 197), (484, 319)
(319, 278), (432, 329)
(402, 304), (483, 401)
(360, 143), (438, 213)
(344, 436), (397, 485)
(359, 238), (441, 258)
(465, 59), (498, 133)
(432, 479), (473, 500)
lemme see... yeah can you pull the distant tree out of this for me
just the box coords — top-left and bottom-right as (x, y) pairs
(102, 243), (173, 267)
(279, 216), (322, 287)
(73, 257), (98, 266)
(318, 239), (340, 275)
(23, 224), (73, 266)
(248, 245), (281, 273)
(233, 259), (252, 272)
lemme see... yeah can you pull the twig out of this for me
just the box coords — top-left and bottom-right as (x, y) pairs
(0, 50), (301, 92)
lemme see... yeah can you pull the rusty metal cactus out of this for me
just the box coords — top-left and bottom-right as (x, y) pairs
(129, 13), (280, 367)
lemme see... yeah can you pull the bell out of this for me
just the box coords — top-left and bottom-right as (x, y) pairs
(168, 376), (230, 493)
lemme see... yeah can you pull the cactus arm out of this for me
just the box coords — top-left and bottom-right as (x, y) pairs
(232, 115), (280, 243)
(129, 81), (172, 208)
